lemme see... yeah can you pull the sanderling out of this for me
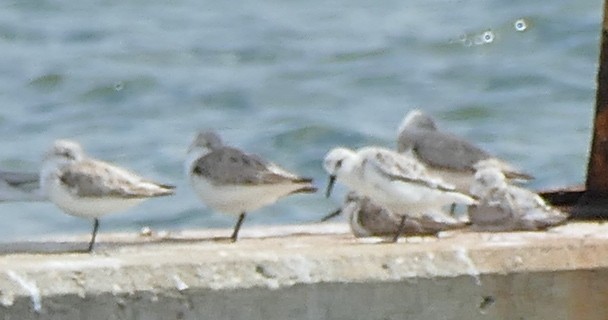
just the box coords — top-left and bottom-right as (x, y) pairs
(40, 139), (175, 252)
(323, 146), (476, 242)
(0, 171), (46, 201)
(396, 109), (533, 193)
(468, 166), (568, 231)
(185, 131), (317, 242)
(322, 191), (468, 238)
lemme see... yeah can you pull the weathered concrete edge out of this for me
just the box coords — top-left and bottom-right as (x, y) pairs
(0, 222), (607, 313)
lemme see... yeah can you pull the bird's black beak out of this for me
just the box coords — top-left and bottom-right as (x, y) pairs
(319, 207), (342, 222)
(325, 175), (336, 198)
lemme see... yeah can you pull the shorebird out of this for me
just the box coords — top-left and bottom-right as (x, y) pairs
(468, 166), (568, 231)
(323, 146), (476, 242)
(40, 139), (175, 252)
(396, 109), (533, 193)
(0, 171), (46, 201)
(322, 191), (468, 238)
(185, 131), (317, 242)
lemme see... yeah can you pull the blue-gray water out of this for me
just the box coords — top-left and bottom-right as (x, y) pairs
(0, 0), (601, 241)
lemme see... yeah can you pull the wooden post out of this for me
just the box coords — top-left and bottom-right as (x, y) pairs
(586, 0), (608, 195)
(570, 0), (608, 218)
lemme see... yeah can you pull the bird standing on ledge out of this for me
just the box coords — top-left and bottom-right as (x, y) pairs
(186, 131), (317, 242)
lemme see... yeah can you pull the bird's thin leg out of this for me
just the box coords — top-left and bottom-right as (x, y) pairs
(230, 213), (247, 242)
(87, 218), (99, 253)
(449, 203), (457, 216)
(392, 216), (407, 243)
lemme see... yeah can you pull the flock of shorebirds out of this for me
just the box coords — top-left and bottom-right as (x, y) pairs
(0, 109), (568, 252)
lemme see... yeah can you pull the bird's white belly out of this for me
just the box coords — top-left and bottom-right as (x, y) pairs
(365, 174), (438, 201)
(191, 177), (304, 215)
(349, 175), (469, 218)
(48, 180), (145, 218)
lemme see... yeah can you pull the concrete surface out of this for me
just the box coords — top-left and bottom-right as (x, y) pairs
(0, 222), (608, 319)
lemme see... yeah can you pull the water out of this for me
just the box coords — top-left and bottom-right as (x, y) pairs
(0, 0), (601, 241)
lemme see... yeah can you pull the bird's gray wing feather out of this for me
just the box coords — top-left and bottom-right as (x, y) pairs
(60, 161), (173, 198)
(192, 147), (309, 185)
(404, 129), (490, 171)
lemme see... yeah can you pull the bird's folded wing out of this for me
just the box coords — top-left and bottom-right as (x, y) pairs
(368, 150), (455, 192)
(410, 130), (490, 171)
(192, 147), (307, 185)
(60, 160), (172, 198)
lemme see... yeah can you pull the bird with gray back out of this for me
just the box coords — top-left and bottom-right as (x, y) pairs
(396, 109), (533, 194)
(186, 131), (317, 242)
(40, 139), (176, 252)
(468, 166), (568, 231)
(323, 146), (476, 242)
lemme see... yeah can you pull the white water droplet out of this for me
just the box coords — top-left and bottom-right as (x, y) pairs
(514, 19), (528, 32)
(482, 30), (495, 43)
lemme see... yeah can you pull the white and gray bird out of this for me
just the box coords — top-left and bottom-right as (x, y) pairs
(0, 171), (46, 201)
(40, 139), (175, 252)
(185, 131), (317, 242)
(396, 109), (533, 193)
(468, 166), (568, 231)
(322, 191), (468, 238)
(323, 146), (476, 241)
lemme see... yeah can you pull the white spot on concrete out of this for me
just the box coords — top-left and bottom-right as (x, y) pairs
(513, 256), (523, 266)
(284, 256), (313, 283)
(455, 247), (481, 286)
(172, 274), (189, 292)
(406, 236), (424, 244)
(436, 231), (451, 239)
(265, 279), (280, 290)
(420, 253), (439, 276)
(356, 237), (385, 244)
(284, 242), (311, 249)
(0, 290), (14, 307)
(39, 258), (122, 271)
(111, 284), (122, 295)
(7, 270), (42, 313)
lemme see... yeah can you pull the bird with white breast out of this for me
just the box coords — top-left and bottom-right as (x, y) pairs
(323, 146), (476, 242)
(40, 139), (176, 252)
(185, 131), (317, 242)
(468, 165), (568, 231)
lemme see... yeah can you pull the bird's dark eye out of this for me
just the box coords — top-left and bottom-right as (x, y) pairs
(61, 151), (74, 160)
(336, 159), (343, 168)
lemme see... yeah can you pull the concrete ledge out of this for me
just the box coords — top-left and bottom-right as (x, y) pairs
(1, 222), (608, 319)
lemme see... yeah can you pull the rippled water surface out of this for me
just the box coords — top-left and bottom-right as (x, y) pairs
(0, 0), (602, 240)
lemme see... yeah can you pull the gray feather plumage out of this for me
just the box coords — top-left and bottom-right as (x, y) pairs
(191, 147), (310, 186)
(398, 128), (491, 172)
(59, 160), (175, 199)
(342, 192), (467, 237)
